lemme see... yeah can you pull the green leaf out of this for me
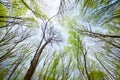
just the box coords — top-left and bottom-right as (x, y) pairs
(89, 71), (108, 80)
(83, 0), (96, 8)
(0, 3), (7, 27)
(30, 0), (47, 18)
(9, 0), (28, 16)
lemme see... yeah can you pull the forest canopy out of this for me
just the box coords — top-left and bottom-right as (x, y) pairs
(0, 0), (120, 80)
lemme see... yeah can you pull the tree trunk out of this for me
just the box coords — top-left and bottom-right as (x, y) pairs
(7, 61), (21, 80)
(24, 41), (49, 80)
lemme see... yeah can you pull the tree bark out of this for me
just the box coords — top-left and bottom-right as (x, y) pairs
(24, 41), (49, 80)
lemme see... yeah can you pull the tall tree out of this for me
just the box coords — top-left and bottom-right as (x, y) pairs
(24, 21), (62, 80)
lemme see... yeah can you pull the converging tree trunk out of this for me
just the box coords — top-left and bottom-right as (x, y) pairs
(24, 20), (62, 80)
(24, 40), (50, 80)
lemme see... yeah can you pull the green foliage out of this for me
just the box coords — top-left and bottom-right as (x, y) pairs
(68, 31), (79, 47)
(9, 0), (28, 16)
(83, 0), (96, 8)
(0, 68), (9, 79)
(0, 3), (7, 27)
(112, 6), (120, 23)
(80, 0), (120, 26)
(23, 17), (39, 28)
(66, 29), (84, 60)
(114, 61), (120, 79)
(30, 0), (47, 18)
(60, 16), (77, 29)
(89, 71), (108, 80)
(0, 0), (120, 80)
(117, 77), (120, 80)
(68, 30), (82, 49)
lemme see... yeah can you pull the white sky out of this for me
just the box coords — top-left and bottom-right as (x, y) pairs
(39, 0), (60, 17)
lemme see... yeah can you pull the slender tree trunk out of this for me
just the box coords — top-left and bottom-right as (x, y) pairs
(7, 61), (21, 80)
(24, 41), (49, 80)
(83, 51), (90, 80)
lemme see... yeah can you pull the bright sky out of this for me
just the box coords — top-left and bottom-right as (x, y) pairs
(40, 0), (60, 17)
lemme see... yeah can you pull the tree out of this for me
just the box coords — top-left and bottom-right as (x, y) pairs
(0, 0), (120, 80)
(24, 19), (62, 80)
(0, 26), (33, 80)
(59, 0), (120, 80)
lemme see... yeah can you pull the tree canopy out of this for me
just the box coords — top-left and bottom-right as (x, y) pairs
(0, 0), (120, 80)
